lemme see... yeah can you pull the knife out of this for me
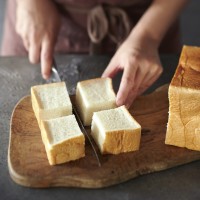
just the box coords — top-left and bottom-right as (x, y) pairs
(48, 58), (101, 167)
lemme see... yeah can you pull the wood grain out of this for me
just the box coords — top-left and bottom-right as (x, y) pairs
(8, 85), (200, 188)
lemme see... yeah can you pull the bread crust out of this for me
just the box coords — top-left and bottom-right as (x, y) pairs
(40, 118), (85, 165)
(171, 45), (200, 89)
(102, 129), (141, 154)
(31, 82), (84, 165)
(165, 45), (200, 151)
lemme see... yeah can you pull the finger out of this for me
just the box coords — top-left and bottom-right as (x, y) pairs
(23, 40), (29, 51)
(137, 75), (158, 96)
(29, 43), (41, 64)
(123, 67), (148, 108)
(22, 37), (30, 51)
(28, 31), (42, 64)
(41, 37), (54, 79)
(102, 59), (120, 78)
(137, 67), (163, 96)
(116, 64), (137, 107)
(123, 85), (138, 109)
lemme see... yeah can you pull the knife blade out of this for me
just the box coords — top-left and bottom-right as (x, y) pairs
(48, 58), (101, 167)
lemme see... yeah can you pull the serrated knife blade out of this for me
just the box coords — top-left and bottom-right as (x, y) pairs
(47, 58), (101, 167)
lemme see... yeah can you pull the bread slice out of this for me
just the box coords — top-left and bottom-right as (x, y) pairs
(40, 115), (85, 165)
(76, 78), (116, 126)
(31, 82), (72, 126)
(165, 45), (200, 151)
(91, 105), (141, 154)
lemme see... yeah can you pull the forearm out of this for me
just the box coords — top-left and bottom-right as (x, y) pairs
(128, 0), (189, 47)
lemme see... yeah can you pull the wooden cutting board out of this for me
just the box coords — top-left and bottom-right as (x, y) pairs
(8, 85), (200, 188)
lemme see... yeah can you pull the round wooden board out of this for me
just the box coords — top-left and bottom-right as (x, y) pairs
(8, 85), (200, 188)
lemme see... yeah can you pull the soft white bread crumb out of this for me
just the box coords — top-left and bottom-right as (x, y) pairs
(31, 82), (72, 126)
(76, 78), (116, 126)
(91, 106), (141, 154)
(40, 115), (85, 165)
(165, 45), (200, 151)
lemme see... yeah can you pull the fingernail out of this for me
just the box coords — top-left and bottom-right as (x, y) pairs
(116, 97), (124, 107)
(101, 73), (106, 78)
(43, 73), (49, 80)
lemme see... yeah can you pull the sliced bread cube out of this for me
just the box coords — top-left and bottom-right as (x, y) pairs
(31, 82), (72, 125)
(91, 106), (141, 154)
(40, 115), (85, 165)
(76, 78), (116, 126)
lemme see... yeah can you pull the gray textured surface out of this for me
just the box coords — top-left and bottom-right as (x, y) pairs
(1, 55), (200, 200)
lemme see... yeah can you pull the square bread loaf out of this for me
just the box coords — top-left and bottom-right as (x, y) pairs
(40, 115), (85, 165)
(91, 105), (141, 154)
(165, 45), (200, 151)
(76, 78), (116, 126)
(31, 82), (72, 126)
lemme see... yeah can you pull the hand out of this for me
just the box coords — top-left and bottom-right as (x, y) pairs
(16, 0), (61, 79)
(102, 34), (163, 108)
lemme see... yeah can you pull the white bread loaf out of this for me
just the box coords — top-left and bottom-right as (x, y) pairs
(40, 115), (85, 165)
(31, 82), (72, 126)
(75, 78), (116, 126)
(165, 45), (200, 151)
(91, 106), (141, 154)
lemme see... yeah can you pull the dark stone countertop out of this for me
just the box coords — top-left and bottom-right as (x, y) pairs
(0, 55), (200, 200)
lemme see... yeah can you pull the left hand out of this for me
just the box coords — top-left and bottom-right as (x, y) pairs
(102, 35), (163, 108)
(15, 0), (61, 79)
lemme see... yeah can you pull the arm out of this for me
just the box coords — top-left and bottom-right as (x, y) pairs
(102, 0), (188, 108)
(131, 0), (188, 48)
(16, 0), (61, 79)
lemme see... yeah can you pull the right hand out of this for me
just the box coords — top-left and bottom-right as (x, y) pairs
(102, 32), (163, 108)
(16, 0), (61, 79)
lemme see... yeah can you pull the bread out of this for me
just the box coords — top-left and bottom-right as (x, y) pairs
(91, 105), (141, 154)
(76, 78), (116, 126)
(31, 82), (85, 165)
(31, 82), (72, 126)
(165, 45), (200, 151)
(40, 115), (85, 165)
